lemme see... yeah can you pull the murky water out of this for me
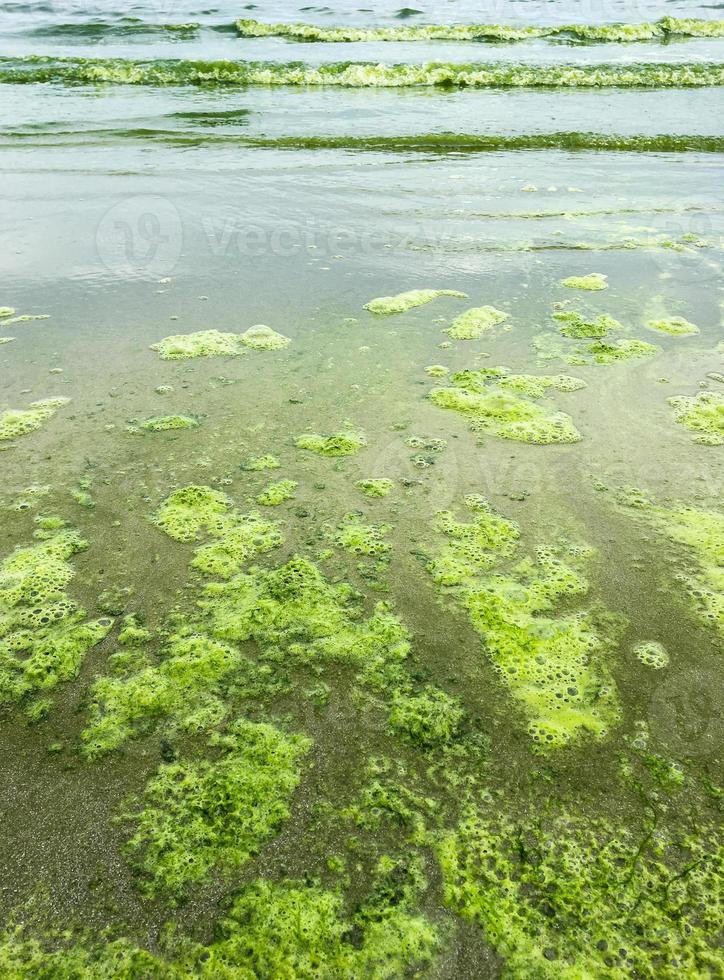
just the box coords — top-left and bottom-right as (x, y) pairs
(0, 2), (722, 976)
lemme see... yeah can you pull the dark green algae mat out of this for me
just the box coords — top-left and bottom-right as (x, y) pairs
(0, 2), (723, 977)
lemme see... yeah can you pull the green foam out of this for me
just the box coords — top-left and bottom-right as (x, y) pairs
(0, 398), (70, 442)
(438, 810), (722, 976)
(444, 306), (508, 340)
(333, 513), (391, 558)
(134, 414), (200, 432)
(355, 478), (394, 498)
(646, 316), (700, 336)
(243, 454), (281, 471)
(430, 367), (583, 444)
(668, 391), (724, 445)
(428, 497), (620, 747)
(389, 686), (464, 746)
(560, 273), (608, 290)
(364, 288), (467, 315)
(633, 640), (669, 668)
(150, 329), (247, 359)
(553, 310), (623, 339)
(256, 479), (297, 506)
(0, 521), (112, 710)
(239, 324), (291, 350)
(124, 718), (309, 899)
(295, 430), (367, 457)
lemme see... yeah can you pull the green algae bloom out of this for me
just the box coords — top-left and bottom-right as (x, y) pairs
(334, 513), (391, 558)
(646, 316), (700, 336)
(424, 365), (449, 378)
(239, 324), (291, 350)
(0, 307), (15, 318)
(355, 478), (394, 498)
(389, 686), (464, 747)
(633, 640), (669, 668)
(256, 479), (297, 506)
(0, 397), (70, 442)
(153, 485), (282, 578)
(134, 414), (200, 433)
(295, 430), (367, 457)
(364, 288), (466, 315)
(125, 718), (310, 899)
(5, 57), (723, 89)
(236, 16), (724, 43)
(243, 454), (281, 471)
(444, 306), (508, 340)
(438, 810), (722, 976)
(553, 310), (623, 339)
(0, 522), (113, 710)
(428, 498), (620, 747)
(430, 367), (583, 445)
(668, 390), (724, 445)
(586, 338), (659, 364)
(150, 328), (247, 359)
(560, 272), (608, 290)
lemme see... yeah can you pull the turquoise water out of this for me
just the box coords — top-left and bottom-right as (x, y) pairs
(0, 3), (722, 976)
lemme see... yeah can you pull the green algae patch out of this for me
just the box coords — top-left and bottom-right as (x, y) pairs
(235, 16), (724, 43)
(444, 306), (508, 340)
(6, 57), (723, 89)
(0, 307), (15, 318)
(428, 497), (620, 747)
(333, 513), (391, 559)
(132, 414), (201, 433)
(153, 485), (282, 578)
(188, 878), (437, 977)
(150, 329), (247, 359)
(553, 310), (623, 339)
(560, 272), (608, 291)
(356, 478), (394, 498)
(586, 338), (659, 364)
(239, 324), (291, 350)
(389, 686), (464, 747)
(295, 430), (367, 457)
(613, 493), (723, 636)
(646, 316), (700, 336)
(425, 365), (448, 378)
(256, 479), (297, 506)
(0, 929), (165, 977)
(243, 454), (280, 471)
(668, 391), (724, 445)
(430, 367), (582, 445)
(438, 811), (723, 977)
(364, 288), (466, 315)
(633, 640), (669, 668)
(0, 397), (70, 442)
(124, 718), (310, 900)
(0, 522), (113, 710)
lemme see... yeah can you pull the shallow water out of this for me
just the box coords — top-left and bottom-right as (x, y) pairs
(0, 1), (722, 976)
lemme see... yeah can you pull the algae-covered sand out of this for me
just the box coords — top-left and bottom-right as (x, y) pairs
(0, 1), (722, 976)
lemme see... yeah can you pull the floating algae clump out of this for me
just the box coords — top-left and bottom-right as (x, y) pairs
(668, 390), (724, 445)
(235, 16), (724, 43)
(560, 272), (608, 290)
(0, 307), (15, 318)
(334, 513), (391, 558)
(425, 365), (449, 378)
(189, 879), (437, 976)
(239, 324), (291, 350)
(150, 329), (247, 359)
(633, 640), (669, 668)
(389, 686), (464, 747)
(364, 288), (467, 315)
(586, 338), (658, 364)
(444, 306), (508, 340)
(616, 496), (723, 635)
(428, 497), (620, 747)
(244, 454), (280, 471)
(646, 316), (700, 336)
(134, 414), (200, 432)
(0, 522), (112, 709)
(124, 718), (309, 899)
(0, 398), (70, 442)
(553, 310), (623, 339)
(256, 479), (297, 506)
(153, 485), (282, 578)
(295, 430), (367, 456)
(430, 367), (582, 445)
(438, 810), (723, 976)
(356, 478), (394, 498)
